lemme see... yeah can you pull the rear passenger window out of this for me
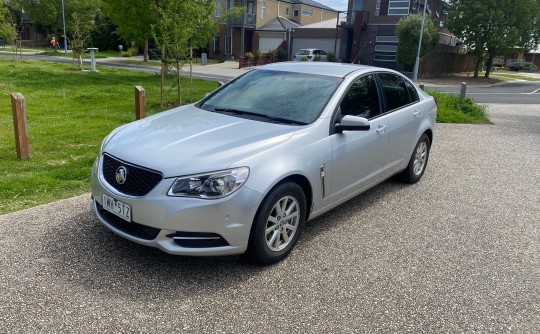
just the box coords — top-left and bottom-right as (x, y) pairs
(378, 73), (413, 111)
(404, 79), (419, 103)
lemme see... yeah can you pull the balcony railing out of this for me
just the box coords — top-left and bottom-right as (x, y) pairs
(227, 13), (256, 28)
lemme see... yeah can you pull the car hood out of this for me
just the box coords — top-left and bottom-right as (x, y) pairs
(103, 105), (297, 177)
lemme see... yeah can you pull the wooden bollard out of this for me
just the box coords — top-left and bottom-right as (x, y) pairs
(135, 86), (146, 120)
(11, 93), (29, 160)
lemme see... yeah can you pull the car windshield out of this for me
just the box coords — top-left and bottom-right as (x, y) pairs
(199, 69), (342, 125)
(297, 50), (311, 55)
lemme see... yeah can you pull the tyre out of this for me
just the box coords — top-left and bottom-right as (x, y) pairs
(247, 182), (306, 264)
(397, 134), (431, 183)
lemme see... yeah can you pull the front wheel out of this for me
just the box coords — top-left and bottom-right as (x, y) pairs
(247, 182), (306, 264)
(397, 134), (431, 183)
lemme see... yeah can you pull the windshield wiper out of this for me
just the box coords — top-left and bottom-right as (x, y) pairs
(213, 107), (307, 125)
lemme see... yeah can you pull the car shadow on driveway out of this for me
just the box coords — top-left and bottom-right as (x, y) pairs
(40, 179), (409, 299)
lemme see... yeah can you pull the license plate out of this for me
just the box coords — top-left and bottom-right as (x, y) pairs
(102, 194), (131, 222)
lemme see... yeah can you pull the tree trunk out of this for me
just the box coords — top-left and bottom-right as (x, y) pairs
(474, 59), (482, 78)
(160, 61), (165, 107)
(143, 38), (149, 62)
(190, 45), (193, 103)
(484, 56), (494, 78)
(177, 60), (182, 106)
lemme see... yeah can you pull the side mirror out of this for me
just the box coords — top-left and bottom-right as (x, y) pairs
(335, 115), (370, 133)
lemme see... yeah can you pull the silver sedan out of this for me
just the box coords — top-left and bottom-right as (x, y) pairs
(91, 62), (437, 264)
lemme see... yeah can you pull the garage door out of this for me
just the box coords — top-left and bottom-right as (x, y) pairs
(259, 37), (284, 52)
(292, 38), (340, 57)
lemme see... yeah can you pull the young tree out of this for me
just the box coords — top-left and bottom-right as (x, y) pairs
(0, 4), (19, 58)
(13, 0), (99, 51)
(447, 0), (540, 78)
(152, 0), (192, 107)
(103, 0), (158, 61)
(70, 12), (92, 69)
(396, 14), (439, 71)
(152, 0), (242, 106)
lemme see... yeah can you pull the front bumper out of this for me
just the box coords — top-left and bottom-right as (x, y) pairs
(90, 158), (262, 256)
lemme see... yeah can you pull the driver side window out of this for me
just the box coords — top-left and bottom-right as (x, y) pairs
(340, 75), (381, 119)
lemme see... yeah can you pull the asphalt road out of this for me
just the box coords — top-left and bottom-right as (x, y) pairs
(1, 104), (539, 333)
(0, 52), (236, 82)
(426, 81), (540, 104)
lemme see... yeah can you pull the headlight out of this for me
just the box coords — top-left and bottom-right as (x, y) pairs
(167, 167), (249, 199)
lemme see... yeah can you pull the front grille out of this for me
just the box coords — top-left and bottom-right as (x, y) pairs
(102, 154), (163, 196)
(166, 232), (230, 248)
(96, 202), (161, 240)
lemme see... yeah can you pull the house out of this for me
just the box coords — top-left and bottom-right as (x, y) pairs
(209, 0), (339, 60)
(339, 0), (451, 68)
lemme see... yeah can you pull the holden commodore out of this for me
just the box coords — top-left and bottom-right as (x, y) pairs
(91, 62), (437, 264)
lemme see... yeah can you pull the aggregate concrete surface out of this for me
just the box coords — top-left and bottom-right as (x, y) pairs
(1, 104), (539, 333)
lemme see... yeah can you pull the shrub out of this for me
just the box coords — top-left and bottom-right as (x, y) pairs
(255, 50), (262, 59)
(314, 54), (321, 61)
(267, 49), (275, 62)
(426, 89), (491, 124)
(245, 51), (254, 59)
(300, 56), (308, 61)
(327, 51), (336, 62)
(121, 47), (139, 57)
(279, 49), (287, 61)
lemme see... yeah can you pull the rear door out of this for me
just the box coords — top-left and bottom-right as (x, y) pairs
(376, 73), (422, 174)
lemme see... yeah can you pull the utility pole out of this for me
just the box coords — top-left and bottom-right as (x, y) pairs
(413, 0), (428, 81)
(61, 0), (67, 54)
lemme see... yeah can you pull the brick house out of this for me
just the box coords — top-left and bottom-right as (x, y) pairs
(339, 0), (451, 68)
(209, 0), (339, 60)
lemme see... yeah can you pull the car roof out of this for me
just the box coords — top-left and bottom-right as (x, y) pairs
(255, 62), (381, 78)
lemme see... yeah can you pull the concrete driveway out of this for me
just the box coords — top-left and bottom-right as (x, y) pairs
(1, 104), (539, 333)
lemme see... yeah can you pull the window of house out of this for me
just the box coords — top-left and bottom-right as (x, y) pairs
(388, 0), (410, 15)
(261, 1), (266, 18)
(293, 9), (299, 17)
(226, 0), (233, 10)
(214, 35), (220, 54)
(247, 2), (254, 14)
(378, 73), (413, 111)
(286, 8), (290, 16)
(375, 0), (381, 16)
(374, 54), (397, 62)
(302, 9), (313, 16)
(376, 36), (399, 43)
(215, 0), (221, 17)
(374, 35), (398, 62)
(374, 45), (398, 52)
(340, 75), (381, 119)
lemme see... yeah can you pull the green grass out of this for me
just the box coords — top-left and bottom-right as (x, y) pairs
(0, 57), (218, 213)
(117, 59), (163, 67)
(38, 49), (121, 59)
(490, 73), (540, 81)
(426, 90), (491, 124)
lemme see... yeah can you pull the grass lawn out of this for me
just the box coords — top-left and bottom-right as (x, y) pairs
(490, 73), (540, 81)
(0, 57), (218, 214)
(426, 89), (491, 124)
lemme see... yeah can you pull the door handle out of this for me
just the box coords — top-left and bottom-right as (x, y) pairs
(413, 110), (421, 118)
(376, 125), (387, 134)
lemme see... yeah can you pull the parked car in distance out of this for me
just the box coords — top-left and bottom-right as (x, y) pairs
(91, 63), (437, 264)
(293, 48), (328, 61)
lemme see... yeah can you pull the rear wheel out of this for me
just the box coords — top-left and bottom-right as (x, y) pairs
(397, 134), (431, 183)
(247, 182), (306, 264)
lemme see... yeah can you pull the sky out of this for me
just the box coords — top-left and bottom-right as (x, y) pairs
(318, 0), (349, 11)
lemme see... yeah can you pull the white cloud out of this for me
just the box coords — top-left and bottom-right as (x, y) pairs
(318, 0), (349, 11)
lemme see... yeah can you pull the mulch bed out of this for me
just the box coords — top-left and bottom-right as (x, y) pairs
(418, 74), (506, 86)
